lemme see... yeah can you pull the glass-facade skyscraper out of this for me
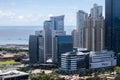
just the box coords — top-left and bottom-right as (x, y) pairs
(50, 15), (64, 31)
(105, 0), (120, 52)
(53, 35), (73, 66)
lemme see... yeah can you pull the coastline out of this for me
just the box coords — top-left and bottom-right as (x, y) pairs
(0, 44), (28, 50)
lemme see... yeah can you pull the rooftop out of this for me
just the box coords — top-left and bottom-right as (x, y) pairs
(0, 70), (29, 78)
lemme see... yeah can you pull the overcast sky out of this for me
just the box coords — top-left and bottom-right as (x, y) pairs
(0, 0), (104, 26)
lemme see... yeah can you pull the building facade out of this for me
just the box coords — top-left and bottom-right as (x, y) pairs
(61, 51), (89, 72)
(51, 30), (66, 63)
(0, 70), (29, 80)
(53, 35), (73, 66)
(50, 15), (64, 31)
(71, 29), (80, 48)
(29, 35), (39, 64)
(105, 0), (120, 53)
(90, 3), (102, 19)
(29, 15), (73, 64)
(77, 10), (88, 48)
(83, 15), (105, 51)
(44, 21), (52, 61)
(61, 49), (116, 71)
(82, 4), (105, 51)
(89, 50), (116, 69)
(29, 30), (45, 64)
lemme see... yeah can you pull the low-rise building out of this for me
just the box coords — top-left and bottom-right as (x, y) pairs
(61, 49), (117, 72)
(60, 51), (89, 72)
(89, 50), (116, 69)
(0, 70), (29, 80)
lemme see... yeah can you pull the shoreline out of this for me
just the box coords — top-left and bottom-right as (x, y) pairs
(0, 44), (28, 50)
(0, 44), (28, 46)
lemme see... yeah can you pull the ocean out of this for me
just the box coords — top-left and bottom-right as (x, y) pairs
(0, 26), (75, 45)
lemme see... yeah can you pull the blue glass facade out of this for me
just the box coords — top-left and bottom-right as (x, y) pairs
(56, 35), (73, 66)
(105, 0), (120, 52)
(50, 15), (64, 31)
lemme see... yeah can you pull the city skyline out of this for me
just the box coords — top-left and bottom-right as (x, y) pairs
(0, 0), (104, 26)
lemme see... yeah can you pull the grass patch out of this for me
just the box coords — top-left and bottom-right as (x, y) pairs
(0, 60), (19, 65)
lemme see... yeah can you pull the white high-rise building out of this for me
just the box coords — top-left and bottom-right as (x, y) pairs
(82, 4), (104, 51)
(71, 29), (80, 48)
(44, 21), (52, 61)
(77, 10), (88, 48)
(90, 3), (102, 19)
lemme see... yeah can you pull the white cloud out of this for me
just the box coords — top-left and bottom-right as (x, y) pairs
(17, 16), (24, 20)
(0, 10), (43, 25)
(48, 14), (53, 18)
(0, 10), (75, 26)
(0, 10), (16, 18)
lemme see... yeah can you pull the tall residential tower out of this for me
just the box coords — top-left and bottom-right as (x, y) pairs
(77, 10), (88, 48)
(82, 4), (105, 51)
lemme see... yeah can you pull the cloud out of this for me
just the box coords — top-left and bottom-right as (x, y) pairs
(48, 14), (53, 18)
(0, 10), (75, 26)
(0, 10), (43, 25)
(0, 10), (16, 17)
(17, 16), (24, 19)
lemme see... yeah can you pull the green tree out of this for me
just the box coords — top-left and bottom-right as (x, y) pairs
(114, 66), (120, 74)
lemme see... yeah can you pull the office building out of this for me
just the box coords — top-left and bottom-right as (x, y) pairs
(53, 35), (73, 66)
(72, 29), (80, 48)
(105, 0), (120, 53)
(29, 15), (68, 64)
(77, 10), (88, 48)
(117, 53), (120, 66)
(51, 30), (66, 63)
(90, 3), (103, 19)
(0, 70), (29, 80)
(61, 51), (89, 72)
(29, 35), (39, 64)
(61, 49), (116, 71)
(44, 15), (65, 62)
(89, 50), (116, 69)
(29, 30), (45, 64)
(44, 21), (52, 61)
(50, 15), (64, 31)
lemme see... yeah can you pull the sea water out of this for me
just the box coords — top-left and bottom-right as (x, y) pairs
(0, 26), (75, 45)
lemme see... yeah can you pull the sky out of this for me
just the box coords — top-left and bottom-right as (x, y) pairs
(0, 0), (104, 26)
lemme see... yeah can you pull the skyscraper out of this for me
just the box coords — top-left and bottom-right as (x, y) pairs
(29, 30), (45, 64)
(50, 15), (64, 31)
(90, 3), (102, 19)
(29, 15), (68, 64)
(29, 35), (39, 64)
(71, 29), (80, 48)
(77, 10), (88, 48)
(53, 35), (73, 66)
(105, 0), (120, 52)
(44, 21), (52, 61)
(43, 15), (65, 62)
(82, 4), (105, 51)
(52, 30), (66, 63)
